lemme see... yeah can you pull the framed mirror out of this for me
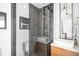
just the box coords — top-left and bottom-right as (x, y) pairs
(20, 16), (30, 29)
(0, 12), (6, 29)
(60, 3), (73, 40)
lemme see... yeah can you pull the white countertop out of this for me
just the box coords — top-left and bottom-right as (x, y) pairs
(50, 40), (79, 53)
(36, 36), (52, 44)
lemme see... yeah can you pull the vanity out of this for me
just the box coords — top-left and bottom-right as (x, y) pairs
(34, 37), (52, 56)
(50, 40), (79, 56)
(35, 41), (50, 56)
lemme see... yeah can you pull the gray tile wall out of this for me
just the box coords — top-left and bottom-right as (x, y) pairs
(29, 4), (40, 55)
(29, 3), (54, 56)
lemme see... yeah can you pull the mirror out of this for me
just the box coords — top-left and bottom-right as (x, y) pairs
(60, 3), (73, 40)
(0, 12), (6, 29)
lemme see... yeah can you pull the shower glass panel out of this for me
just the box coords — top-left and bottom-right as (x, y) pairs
(38, 4), (53, 41)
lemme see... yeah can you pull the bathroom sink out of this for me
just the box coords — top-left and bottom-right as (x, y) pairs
(73, 45), (79, 48)
(54, 40), (74, 48)
(37, 36), (51, 44)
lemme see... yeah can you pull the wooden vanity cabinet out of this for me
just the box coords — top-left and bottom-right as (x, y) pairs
(51, 46), (63, 56)
(62, 49), (79, 56)
(34, 42), (50, 56)
(51, 46), (79, 56)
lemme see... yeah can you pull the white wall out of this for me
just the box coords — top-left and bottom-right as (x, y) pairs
(0, 3), (11, 56)
(16, 3), (29, 56)
(54, 3), (60, 41)
(73, 4), (79, 45)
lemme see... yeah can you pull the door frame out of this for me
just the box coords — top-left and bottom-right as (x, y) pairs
(11, 3), (16, 56)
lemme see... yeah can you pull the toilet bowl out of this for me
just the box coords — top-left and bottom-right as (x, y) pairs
(22, 41), (29, 56)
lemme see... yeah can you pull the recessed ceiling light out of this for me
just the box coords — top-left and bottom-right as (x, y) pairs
(24, 6), (26, 8)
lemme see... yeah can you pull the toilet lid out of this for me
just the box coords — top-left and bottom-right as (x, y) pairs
(22, 41), (29, 52)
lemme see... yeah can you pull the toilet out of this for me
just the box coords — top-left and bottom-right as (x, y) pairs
(22, 41), (29, 56)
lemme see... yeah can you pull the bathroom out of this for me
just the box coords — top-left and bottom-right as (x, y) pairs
(26, 3), (79, 56)
(0, 3), (79, 56)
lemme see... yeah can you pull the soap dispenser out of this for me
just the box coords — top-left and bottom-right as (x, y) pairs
(74, 38), (78, 46)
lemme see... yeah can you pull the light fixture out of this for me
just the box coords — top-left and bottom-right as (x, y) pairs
(24, 5), (26, 8)
(63, 3), (72, 19)
(63, 3), (68, 15)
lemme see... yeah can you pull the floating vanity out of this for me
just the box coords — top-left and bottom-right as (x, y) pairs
(50, 40), (79, 56)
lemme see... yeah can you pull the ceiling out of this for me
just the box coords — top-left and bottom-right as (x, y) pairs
(31, 3), (50, 9)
